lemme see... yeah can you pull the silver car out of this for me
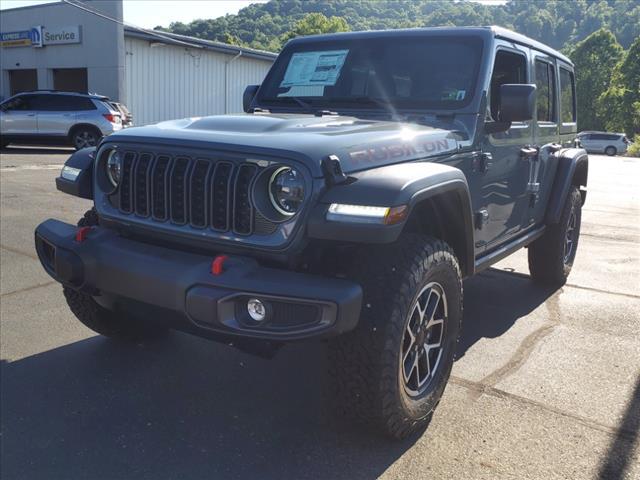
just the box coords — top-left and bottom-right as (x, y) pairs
(0, 91), (123, 150)
(577, 131), (629, 156)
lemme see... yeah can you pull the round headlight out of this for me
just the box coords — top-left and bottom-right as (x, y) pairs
(268, 167), (304, 216)
(106, 150), (122, 187)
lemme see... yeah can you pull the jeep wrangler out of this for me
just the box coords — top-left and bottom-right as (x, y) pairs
(35, 27), (587, 439)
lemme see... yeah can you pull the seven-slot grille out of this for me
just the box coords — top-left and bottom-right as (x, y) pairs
(113, 151), (265, 236)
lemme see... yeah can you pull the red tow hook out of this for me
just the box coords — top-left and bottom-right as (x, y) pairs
(211, 255), (229, 276)
(75, 226), (92, 242)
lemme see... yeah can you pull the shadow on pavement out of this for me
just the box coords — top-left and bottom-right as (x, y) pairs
(598, 375), (640, 480)
(457, 268), (556, 359)
(1, 146), (74, 155)
(1, 269), (559, 479)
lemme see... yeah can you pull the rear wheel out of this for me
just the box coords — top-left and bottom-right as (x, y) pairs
(71, 126), (101, 150)
(329, 234), (462, 439)
(605, 146), (617, 156)
(528, 187), (582, 285)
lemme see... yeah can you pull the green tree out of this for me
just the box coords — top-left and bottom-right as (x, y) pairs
(597, 36), (640, 138)
(281, 12), (350, 43)
(569, 28), (624, 131)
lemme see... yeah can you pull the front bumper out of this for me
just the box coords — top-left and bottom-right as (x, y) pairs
(34, 219), (362, 341)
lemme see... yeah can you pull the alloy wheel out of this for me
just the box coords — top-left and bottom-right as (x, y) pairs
(400, 281), (447, 397)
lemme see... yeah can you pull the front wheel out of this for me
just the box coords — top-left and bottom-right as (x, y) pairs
(329, 235), (462, 439)
(71, 127), (101, 150)
(604, 146), (617, 156)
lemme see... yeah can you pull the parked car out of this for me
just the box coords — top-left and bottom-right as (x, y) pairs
(0, 91), (123, 150)
(109, 101), (133, 127)
(577, 131), (629, 156)
(35, 26), (587, 439)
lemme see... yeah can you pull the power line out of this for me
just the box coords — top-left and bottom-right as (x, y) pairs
(60, 0), (203, 49)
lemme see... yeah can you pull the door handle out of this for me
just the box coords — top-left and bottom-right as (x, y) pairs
(520, 146), (538, 160)
(26, 113), (36, 117)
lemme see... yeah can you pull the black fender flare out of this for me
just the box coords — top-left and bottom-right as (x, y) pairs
(307, 161), (475, 277)
(55, 147), (96, 199)
(545, 148), (588, 225)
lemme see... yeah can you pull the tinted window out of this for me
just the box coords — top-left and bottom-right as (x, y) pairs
(535, 60), (556, 122)
(258, 36), (484, 111)
(489, 49), (527, 120)
(2, 95), (35, 111)
(559, 67), (576, 123)
(31, 94), (96, 111)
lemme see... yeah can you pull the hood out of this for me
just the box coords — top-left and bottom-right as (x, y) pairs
(109, 113), (469, 177)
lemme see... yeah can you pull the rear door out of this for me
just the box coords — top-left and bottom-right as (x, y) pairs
(528, 52), (561, 226)
(558, 65), (577, 148)
(0, 94), (38, 135)
(34, 94), (77, 136)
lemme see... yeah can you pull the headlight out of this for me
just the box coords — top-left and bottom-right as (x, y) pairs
(268, 166), (304, 216)
(106, 150), (122, 187)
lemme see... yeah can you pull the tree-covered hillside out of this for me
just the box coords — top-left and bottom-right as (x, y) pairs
(157, 0), (640, 136)
(157, 0), (640, 53)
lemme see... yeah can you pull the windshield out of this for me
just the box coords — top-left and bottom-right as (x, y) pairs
(257, 35), (483, 112)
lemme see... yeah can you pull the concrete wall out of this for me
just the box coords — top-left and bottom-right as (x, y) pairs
(125, 37), (273, 126)
(0, 0), (124, 101)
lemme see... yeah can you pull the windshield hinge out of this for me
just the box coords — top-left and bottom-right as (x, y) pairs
(249, 107), (270, 114)
(322, 155), (349, 187)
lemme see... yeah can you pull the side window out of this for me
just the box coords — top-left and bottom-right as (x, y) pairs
(559, 67), (576, 124)
(4, 95), (33, 111)
(489, 50), (527, 121)
(67, 96), (97, 111)
(30, 94), (59, 111)
(534, 59), (556, 123)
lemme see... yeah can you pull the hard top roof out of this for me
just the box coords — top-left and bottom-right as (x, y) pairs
(288, 26), (573, 66)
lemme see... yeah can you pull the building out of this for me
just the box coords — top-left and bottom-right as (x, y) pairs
(0, 0), (276, 125)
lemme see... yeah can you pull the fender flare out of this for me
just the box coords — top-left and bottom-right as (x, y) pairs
(307, 161), (475, 277)
(55, 147), (96, 199)
(545, 148), (588, 225)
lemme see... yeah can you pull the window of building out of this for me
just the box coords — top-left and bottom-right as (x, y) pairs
(52, 68), (88, 93)
(9, 69), (37, 96)
(559, 67), (576, 124)
(535, 59), (557, 123)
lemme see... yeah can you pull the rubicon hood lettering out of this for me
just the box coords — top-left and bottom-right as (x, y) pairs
(110, 113), (464, 176)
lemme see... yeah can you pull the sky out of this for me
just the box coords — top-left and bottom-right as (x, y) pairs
(1, 0), (506, 29)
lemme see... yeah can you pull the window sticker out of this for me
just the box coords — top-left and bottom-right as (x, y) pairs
(280, 50), (349, 88)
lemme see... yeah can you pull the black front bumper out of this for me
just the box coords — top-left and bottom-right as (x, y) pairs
(34, 219), (362, 341)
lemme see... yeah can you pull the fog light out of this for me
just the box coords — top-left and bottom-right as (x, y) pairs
(247, 298), (267, 322)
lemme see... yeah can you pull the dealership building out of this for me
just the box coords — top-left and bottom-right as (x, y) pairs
(0, 0), (276, 125)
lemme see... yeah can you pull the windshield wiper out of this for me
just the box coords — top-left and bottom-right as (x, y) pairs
(284, 96), (314, 112)
(327, 96), (396, 113)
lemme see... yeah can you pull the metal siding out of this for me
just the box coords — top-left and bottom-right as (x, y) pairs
(125, 37), (272, 126)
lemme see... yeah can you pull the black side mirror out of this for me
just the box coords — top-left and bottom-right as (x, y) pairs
(243, 85), (260, 113)
(498, 84), (536, 123)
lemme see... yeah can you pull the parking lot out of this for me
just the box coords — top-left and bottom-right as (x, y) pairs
(1, 147), (638, 480)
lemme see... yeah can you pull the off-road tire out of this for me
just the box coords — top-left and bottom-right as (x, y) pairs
(328, 234), (462, 439)
(63, 208), (165, 340)
(604, 146), (616, 156)
(528, 187), (582, 285)
(63, 287), (165, 341)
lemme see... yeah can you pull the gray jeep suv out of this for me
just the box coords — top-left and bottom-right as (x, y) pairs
(35, 26), (587, 439)
(0, 91), (123, 150)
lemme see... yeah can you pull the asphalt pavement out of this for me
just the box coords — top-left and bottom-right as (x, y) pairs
(1, 146), (638, 480)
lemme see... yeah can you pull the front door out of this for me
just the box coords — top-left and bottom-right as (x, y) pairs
(475, 45), (534, 251)
(0, 94), (38, 135)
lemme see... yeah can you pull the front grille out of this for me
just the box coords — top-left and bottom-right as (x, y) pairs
(113, 151), (269, 236)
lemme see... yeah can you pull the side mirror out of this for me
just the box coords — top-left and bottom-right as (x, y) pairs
(498, 84), (536, 123)
(243, 85), (260, 113)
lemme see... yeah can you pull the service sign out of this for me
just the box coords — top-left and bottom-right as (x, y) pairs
(43, 26), (81, 45)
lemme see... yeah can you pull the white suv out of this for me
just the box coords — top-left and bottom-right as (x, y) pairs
(577, 131), (630, 156)
(0, 91), (125, 150)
